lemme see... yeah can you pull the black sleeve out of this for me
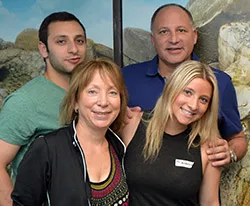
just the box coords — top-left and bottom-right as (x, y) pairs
(11, 136), (50, 206)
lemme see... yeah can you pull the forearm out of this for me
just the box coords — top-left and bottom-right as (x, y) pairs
(228, 131), (247, 161)
(0, 167), (13, 206)
(200, 201), (220, 206)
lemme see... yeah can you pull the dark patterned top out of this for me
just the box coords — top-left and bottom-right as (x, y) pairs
(90, 144), (129, 206)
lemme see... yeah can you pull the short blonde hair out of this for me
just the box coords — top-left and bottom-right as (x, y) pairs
(144, 60), (220, 161)
(60, 57), (128, 133)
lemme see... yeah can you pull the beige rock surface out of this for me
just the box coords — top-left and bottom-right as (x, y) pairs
(218, 22), (250, 71)
(15, 29), (39, 51)
(234, 86), (250, 120)
(123, 27), (155, 63)
(187, 0), (250, 63)
(187, 0), (234, 27)
(220, 121), (250, 206)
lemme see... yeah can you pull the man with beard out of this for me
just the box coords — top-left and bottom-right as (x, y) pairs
(0, 12), (87, 206)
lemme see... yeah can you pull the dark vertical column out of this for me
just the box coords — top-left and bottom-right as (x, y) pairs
(113, 0), (123, 68)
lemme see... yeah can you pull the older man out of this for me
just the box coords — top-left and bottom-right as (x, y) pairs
(122, 3), (247, 167)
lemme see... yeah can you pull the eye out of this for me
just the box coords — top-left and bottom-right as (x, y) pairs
(159, 29), (168, 35)
(76, 38), (85, 45)
(109, 90), (119, 96)
(88, 89), (97, 94)
(184, 89), (192, 96)
(200, 97), (209, 104)
(57, 39), (66, 45)
(178, 28), (187, 33)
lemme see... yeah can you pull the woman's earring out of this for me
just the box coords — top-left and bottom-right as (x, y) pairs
(75, 108), (79, 113)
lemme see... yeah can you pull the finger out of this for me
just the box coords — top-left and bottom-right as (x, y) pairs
(126, 107), (133, 119)
(208, 139), (228, 147)
(126, 106), (141, 120)
(130, 106), (142, 112)
(207, 145), (228, 155)
(210, 157), (231, 167)
(207, 151), (228, 161)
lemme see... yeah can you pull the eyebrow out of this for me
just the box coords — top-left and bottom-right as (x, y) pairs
(155, 25), (190, 31)
(53, 34), (85, 39)
(87, 83), (117, 90)
(200, 95), (211, 100)
(185, 87), (211, 99)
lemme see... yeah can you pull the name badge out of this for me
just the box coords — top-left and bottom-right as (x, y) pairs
(175, 159), (194, 169)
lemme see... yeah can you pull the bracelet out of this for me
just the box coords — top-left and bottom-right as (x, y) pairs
(229, 149), (237, 163)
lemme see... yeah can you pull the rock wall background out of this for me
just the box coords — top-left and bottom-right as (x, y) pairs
(188, 1), (250, 205)
(0, 0), (249, 205)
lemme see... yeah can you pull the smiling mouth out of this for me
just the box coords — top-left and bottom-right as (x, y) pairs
(181, 107), (195, 116)
(94, 111), (111, 115)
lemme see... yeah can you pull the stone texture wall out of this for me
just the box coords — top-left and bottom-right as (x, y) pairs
(0, 1), (249, 205)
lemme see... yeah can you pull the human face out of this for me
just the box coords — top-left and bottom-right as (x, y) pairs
(76, 71), (121, 131)
(151, 6), (197, 68)
(171, 78), (212, 131)
(41, 21), (86, 74)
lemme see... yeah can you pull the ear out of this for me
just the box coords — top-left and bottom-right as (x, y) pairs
(38, 41), (48, 58)
(74, 103), (79, 113)
(150, 33), (155, 47)
(193, 29), (198, 45)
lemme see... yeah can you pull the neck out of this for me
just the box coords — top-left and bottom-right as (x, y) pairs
(158, 60), (178, 79)
(164, 119), (188, 136)
(44, 68), (70, 91)
(158, 56), (192, 79)
(75, 121), (108, 146)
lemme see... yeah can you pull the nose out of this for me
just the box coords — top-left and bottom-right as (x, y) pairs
(97, 93), (109, 107)
(68, 41), (79, 54)
(169, 31), (179, 44)
(188, 97), (198, 110)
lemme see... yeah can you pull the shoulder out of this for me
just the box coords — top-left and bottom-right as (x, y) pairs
(2, 76), (65, 113)
(1, 76), (46, 107)
(0, 89), (38, 144)
(210, 67), (237, 96)
(29, 126), (71, 156)
(10, 76), (64, 98)
(106, 129), (126, 161)
(23, 125), (72, 163)
(41, 125), (71, 143)
(27, 124), (72, 153)
(192, 53), (232, 84)
(14, 76), (46, 93)
(123, 60), (151, 70)
(0, 78), (44, 127)
(211, 67), (231, 82)
(2, 90), (35, 110)
(122, 57), (157, 75)
(107, 128), (125, 148)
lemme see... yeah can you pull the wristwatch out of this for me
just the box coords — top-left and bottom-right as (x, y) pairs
(229, 149), (237, 163)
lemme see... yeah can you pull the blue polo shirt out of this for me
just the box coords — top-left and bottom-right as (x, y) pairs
(122, 54), (242, 138)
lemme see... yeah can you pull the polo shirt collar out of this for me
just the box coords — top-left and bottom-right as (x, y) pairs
(146, 55), (159, 76)
(191, 52), (200, 61)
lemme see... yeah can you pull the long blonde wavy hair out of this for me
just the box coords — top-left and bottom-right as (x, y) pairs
(143, 60), (221, 161)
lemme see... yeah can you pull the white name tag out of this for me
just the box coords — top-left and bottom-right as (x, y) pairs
(175, 159), (194, 169)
